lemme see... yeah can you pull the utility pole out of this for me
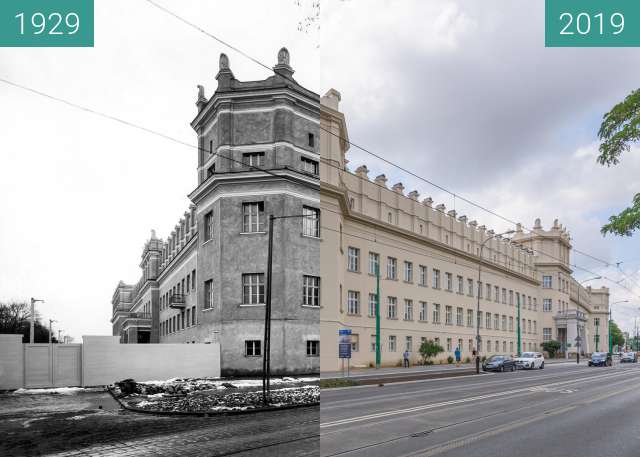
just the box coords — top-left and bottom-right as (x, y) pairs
(375, 263), (381, 369)
(576, 320), (580, 364)
(48, 319), (57, 344)
(29, 297), (44, 344)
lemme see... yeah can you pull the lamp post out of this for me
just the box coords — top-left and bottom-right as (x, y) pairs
(609, 300), (629, 354)
(475, 229), (515, 374)
(48, 319), (57, 344)
(29, 298), (44, 344)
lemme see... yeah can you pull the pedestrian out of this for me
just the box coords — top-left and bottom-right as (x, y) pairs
(455, 347), (461, 367)
(403, 349), (410, 368)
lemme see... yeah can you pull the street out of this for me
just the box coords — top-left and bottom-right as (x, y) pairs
(321, 362), (640, 457)
(0, 389), (318, 456)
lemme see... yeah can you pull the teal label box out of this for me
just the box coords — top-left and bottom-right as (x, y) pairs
(0, 0), (94, 47)
(546, 0), (640, 47)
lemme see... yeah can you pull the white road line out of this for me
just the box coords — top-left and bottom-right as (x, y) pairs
(320, 369), (635, 429)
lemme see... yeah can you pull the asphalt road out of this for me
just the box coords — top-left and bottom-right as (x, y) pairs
(321, 362), (640, 457)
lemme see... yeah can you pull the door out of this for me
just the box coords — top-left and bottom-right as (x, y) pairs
(53, 344), (82, 387)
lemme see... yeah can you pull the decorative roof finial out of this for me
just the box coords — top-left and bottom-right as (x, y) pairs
(277, 47), (290, 66)
(219, 53), (229, 70)
(273, 47), (294, 79)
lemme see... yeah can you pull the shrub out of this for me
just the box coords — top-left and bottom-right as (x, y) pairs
(541, 340), (562, 358)
(464, 357), (471, 363)
(447, 356), (454, 364)
(419, 339), (444, 365)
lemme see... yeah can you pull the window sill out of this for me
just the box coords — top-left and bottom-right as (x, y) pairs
(239, 303), (266, 307)
(301, 234), (322, 240)
(202, 307), (215, 313)
(301, 305), (320, 309)
(347, 270), (362, 274)
(239, 231), (267, 235)
(387, 317), (398, 320)
(346, 313), (361, 317)
(403, 280), (413, 285)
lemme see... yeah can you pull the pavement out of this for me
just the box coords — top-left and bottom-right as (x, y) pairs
(0, 388), (318, 456)
(321, 361), (640, 456)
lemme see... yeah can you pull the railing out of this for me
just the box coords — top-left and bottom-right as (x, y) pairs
(169, 294), (186, 309)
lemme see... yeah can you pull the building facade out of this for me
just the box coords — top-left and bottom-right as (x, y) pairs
(319, 89), (610, 372)
(112, 48), (321, 376)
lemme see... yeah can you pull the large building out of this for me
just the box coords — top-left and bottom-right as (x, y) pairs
(112, 48), (321, 376)
(319, 89), (610, 372)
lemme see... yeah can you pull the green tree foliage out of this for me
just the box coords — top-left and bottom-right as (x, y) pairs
(598, 89), (640, 236)
(541, 340), (561, 358)
(419, 339), (444, 365)
(609, 320), (625, 348)
(0, 301), (56, 343)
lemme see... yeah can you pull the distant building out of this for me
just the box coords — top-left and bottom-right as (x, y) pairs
(112, 48), (320, 376)
(319, 89), (610, 371)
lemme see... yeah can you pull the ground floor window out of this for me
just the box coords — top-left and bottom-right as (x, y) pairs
(245, 340), (261, 357)
(307, 340), (320, 356)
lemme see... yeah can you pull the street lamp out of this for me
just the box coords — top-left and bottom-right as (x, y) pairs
(475, 229), (515, 374)
(48, 319), (57, 344)
(29, 297), (44, 344)
(610, 300), (629, 354)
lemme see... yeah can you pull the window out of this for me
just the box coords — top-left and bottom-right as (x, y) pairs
(308, 133), (315, 148)
(242, 202), (265, 232)
(191, 306), (196, 325)
(445, 305), (453, 325)
(486, 283), (492, 301)
(350, 334), (359, 352)
(456, 307), (463, 326)
(533, 321), (537, 334)
(303, 275), (320, 307)
(302, 206), (320, 237)
(543, 328), (552, 342)
(192, 270), (196, 290)
(502, 315), (507, 331)
(527, 320), (532, 334)
(307, 340), (320, 356)
(543, 275), (552, 288)
(419, 302), (428, 321)
(406, 336), (413, 352)
(502, 288), (507, 304)
(487, 340), (492, 352)
(457, 275), (464, 294)
(243, 152), (264, 167)
(368, 294), (377, 317)
(404, 262), (413, 282)
(477, 310), (483, 328)
(510, 341), (514, 353)
(186, 274), (190, 293)
(245, 340), (261, 357)
(419, 265), (427, 286)
(509, 290), (514, 306)
(301, 157), (319, 175)
(594, 318), (600, 327)
(503, 341), (507, 352)
(486, 312), (492, 329)
(387, 297), (397, 319)
(347, 247), (360, 272)
(469, 339), (473, 352)
(370, 335), (377, 352)
(543, 298), (552, 312)
(467, 309), (473, 327)
(478, 281), (483, 298)
(509, 316), (514, 332)
(389, 335), (397, 352)
(404, 299), (414, 321)
(467, 278), (474, 296)
(516, 292), (520, 307)
(446, 338), (452, 352)
(242, 273), (265, 305)
(387, 257), (397, 279)
(209, 139), (213, 155)
(204, 211), (214, 242)
(445, 272), (453, 291)
(494, 285), (500, 302)
(432, 269), (441, 288)
(494, 314), (500, 330)
(186, 308), (190, 327)
(204, 279), (213, 309)
(369, 253), (380, 275)
(347, 291), (360, 315)
(433, 303), (441, 324)
(388, 212), (393, 223)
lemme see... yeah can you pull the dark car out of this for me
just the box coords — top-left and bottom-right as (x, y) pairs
(588, 352), (612, 367)
(482, 355), (516, 372)
(621, 352), (637, 363)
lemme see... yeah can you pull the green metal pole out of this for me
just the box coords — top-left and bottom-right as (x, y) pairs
(595, 325), (599, 352)
(608, 308), (612, 354)
(517, 295), (521, 356)
(375, 263), (381, 369)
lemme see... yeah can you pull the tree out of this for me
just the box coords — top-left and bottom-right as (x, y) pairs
(541, 340), (561, 358)
(609, 320), (625, 349)
(0, 301), (55, 343)
(598, 89), (640, 236)
(419, 339), (444, 365)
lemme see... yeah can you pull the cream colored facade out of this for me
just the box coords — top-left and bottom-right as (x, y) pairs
(319, 89), (610, 372)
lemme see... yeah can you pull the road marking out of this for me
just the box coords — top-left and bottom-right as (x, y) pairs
(320, 369), (634, 429)
(397, 381), (640, 457)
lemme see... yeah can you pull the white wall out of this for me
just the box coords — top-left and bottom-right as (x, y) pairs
(82, 335), (220, 386)
(0, 334), (23, 390)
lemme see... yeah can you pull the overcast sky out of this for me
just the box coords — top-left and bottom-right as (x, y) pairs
(1, 1), (639, 339)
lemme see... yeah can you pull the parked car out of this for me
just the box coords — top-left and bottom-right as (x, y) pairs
(621, 352), (637, 363)
(514, 352), (545, 370)
(588, 352), (612, 367)
(482, 355), (516, 372)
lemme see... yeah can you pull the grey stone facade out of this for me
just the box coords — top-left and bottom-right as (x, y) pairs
(111, 48), (320, 376)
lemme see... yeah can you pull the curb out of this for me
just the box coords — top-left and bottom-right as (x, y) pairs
(322, 368), (484, 388)
(106, 386), (319, 417)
